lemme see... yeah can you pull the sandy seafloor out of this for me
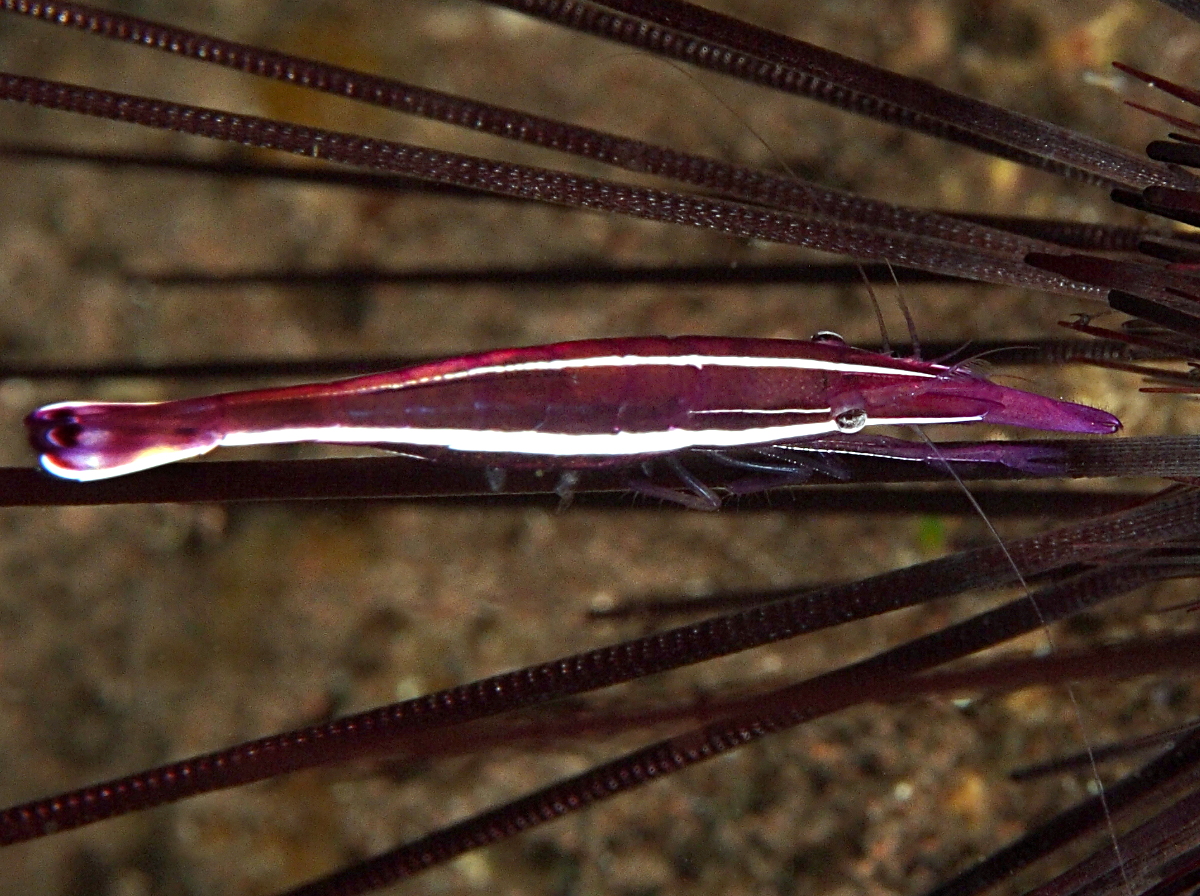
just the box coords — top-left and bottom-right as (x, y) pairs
(1, 1), (1200, 894)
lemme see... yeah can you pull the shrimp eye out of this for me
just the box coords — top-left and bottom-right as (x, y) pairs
(810, 330), (845, 345)
(834, 408), (868, 433)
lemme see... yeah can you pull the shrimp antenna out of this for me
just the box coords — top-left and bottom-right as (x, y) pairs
(857, 262), (892, 354)
(887, 260), (921, 359)
(946, 344), (1036, 375)
(912, 424), (1132, 895)
(637, 56), (803, 182)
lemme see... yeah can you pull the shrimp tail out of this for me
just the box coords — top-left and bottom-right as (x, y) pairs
(26, 401), (222, 482)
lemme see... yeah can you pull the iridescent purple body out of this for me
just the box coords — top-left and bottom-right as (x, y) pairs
(26, 335), (1120, 483)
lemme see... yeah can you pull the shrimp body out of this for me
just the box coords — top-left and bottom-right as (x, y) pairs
(27, 335), (1120, 482)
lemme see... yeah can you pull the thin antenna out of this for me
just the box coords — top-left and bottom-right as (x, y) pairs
(598, 52), (803, 181)
(912, 424), (1132, 895)
(857, 262), (893, 354)
(887, 260), (921, 358)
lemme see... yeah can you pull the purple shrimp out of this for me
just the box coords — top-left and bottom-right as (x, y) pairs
(26, 334), (1120, 484)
